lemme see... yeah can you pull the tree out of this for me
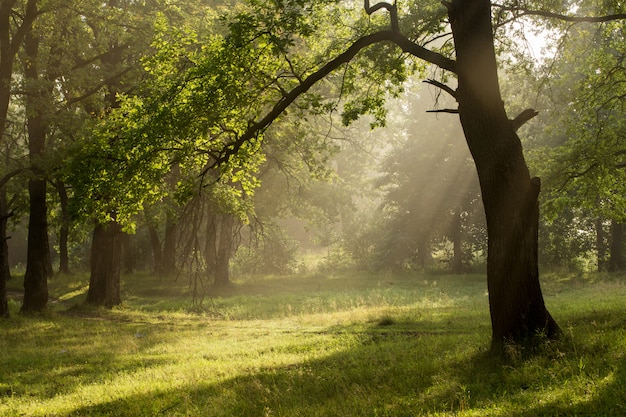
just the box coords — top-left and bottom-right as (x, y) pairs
(0, 0), (37, 317)
(192, 0), (561, 348)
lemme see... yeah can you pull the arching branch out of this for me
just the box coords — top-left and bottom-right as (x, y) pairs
(202, 30), (457, 175)
(492, 4), (626, 23)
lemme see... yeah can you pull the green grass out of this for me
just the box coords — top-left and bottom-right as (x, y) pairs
(1, 271), (624, 416)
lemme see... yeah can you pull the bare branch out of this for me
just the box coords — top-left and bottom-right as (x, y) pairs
(0, 168), (25, 190)
(511, 108), (538, 131)
(426, 108), (459, 114)
(423, 78), (457, 100)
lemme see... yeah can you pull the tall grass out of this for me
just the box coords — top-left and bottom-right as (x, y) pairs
(0, 272), (624, 416)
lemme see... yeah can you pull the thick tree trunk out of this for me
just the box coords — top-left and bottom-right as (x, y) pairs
(608, 221), (625, 272)
(447, 0), (559, 349)
(86, 221), (122, 307)
(21, 25), (52, 313)
(21, 177), (49, 313)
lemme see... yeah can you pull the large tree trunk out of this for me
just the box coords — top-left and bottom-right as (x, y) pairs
(447, 0), (559, 349)
(608, 221), (625, 272)
(20, 23), (52, 314)
(21, 177), (49, 313)
(86, 221), (122, 307)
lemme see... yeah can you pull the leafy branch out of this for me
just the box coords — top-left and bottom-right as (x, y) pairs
(202, 30), (456, 176)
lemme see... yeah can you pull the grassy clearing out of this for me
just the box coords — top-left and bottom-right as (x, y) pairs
(1, 272), (624, 416)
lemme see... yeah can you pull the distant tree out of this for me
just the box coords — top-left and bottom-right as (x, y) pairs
(364, 84), (484, 273)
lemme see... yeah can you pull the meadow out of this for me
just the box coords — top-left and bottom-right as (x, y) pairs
(0, 271), (624, 416)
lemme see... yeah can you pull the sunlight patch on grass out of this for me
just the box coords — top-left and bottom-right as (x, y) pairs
(0, 272), (624, 416)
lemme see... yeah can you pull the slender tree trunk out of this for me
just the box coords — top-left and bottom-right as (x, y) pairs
(55, 181), (70, 274)
(451, 210), (464, 274)
(214, 214), (234, 286)
(204, 212), (217, 280)
(415, 237), (431, 270)
(146, 220), (163, 274)
(86, 221), (122, 307)
(447, 0), (559, 349)
(121, 232), (134, 274)
(608, 221), (625, 272)
(595, 217), (608, 272)
(162, 212), (178, 274)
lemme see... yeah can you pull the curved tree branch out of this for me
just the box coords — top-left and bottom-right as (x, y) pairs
(364, 0), (399, 32)
(203, 30), (457, 175)
(492, 4), (626, 23)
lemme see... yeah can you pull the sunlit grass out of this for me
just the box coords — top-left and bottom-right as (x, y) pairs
(0, 271), (624, 416)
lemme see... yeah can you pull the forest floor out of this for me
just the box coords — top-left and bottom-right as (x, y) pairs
(0, 271), (624, 416)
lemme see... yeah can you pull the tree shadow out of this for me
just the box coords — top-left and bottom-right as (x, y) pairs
(64, 310), (624, 417)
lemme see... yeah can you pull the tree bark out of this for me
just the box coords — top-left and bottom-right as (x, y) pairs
(21, 177), (49, 313)
(447, 0), (559, 349)
(86, 221), (122, 307)
(608, 221), (625, 272)
(20, 20), (53, 313)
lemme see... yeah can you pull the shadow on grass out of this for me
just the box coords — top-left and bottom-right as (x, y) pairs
(64, 311), (624, 417)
